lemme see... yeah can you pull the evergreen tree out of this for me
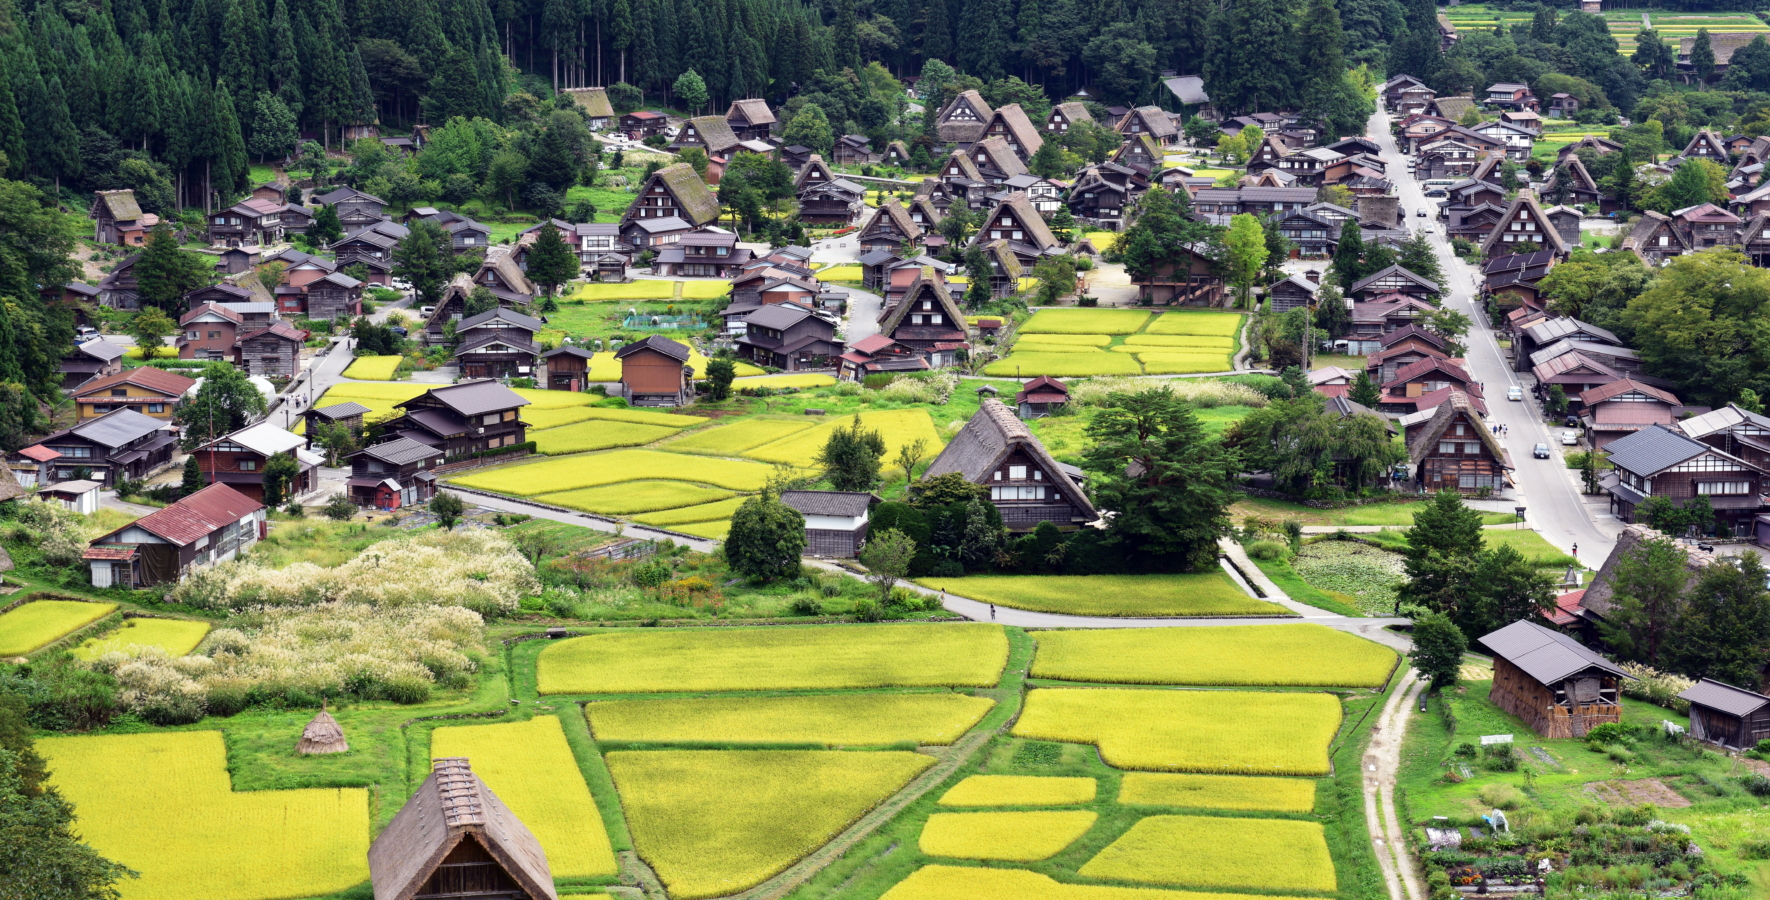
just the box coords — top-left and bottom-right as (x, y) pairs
(246, 92), (297, 162)
(392, 220), (452, 304)
(1409, 610), (1467, 688)
(1083, 389), (1237, 572)
(1349, 369), (1380, 407)
(134, 222), (211, 310)
(921, 0), (952, 62)
(181, 454), (206, 495)
(310, 203), (343, 245)
(1297, 0), (1347, 119)
(815, 415), (887, 491)
(1204, 0), (1294, 115)
(0, 59), (26, 179)
(1692, 28), (1716, 85)
(1332, 217), (1366, 290)
(423, 46), (488, 122)
(1668, 553), (1770, 687)
(527, 224), (578, 297)
(1397, 490), (1485, 616)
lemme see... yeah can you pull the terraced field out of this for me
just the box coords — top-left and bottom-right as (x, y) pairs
(984, 309), (1245, 377)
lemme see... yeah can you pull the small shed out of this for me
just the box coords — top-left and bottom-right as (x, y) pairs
(297, 708), (349, 755)
(40, 479), (102, 515)
(1015, 376), (1070, 419)
(1679, 678), (1770, 751)
(1478, 619), (1632, 738)
(303, 401), (372, 448)
(779, 490), (877, 558)
(541, 346), (596, 392)
(367, 757), (556, 900)
(614, 335), (693, 407)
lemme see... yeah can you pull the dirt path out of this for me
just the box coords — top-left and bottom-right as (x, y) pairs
(1365, 668), (1426, 900)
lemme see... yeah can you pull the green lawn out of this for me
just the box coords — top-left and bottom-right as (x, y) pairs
(1230, 496), (1518, 528)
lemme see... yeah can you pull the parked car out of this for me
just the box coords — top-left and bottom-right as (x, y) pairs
(1533, 442), (1551, 459)
(1507, 386), (1523, 401)
(74, 326), (99, 343)
(1561, 430), (1579, 445)
(419, 306), (436, 317)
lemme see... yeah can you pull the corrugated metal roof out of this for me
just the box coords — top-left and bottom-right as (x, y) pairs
(780, 490), (874, 517)
(355, 437), (442, 467)
(97, 482), (262, 547)
(1603, 424), (1708, 476)
(1478, 619), (1631, 685)
(312, 401), (373, 419)
(1679, 678), (1770, 718)
(74, 366), (197, 400)
(70, 409), (172, 448)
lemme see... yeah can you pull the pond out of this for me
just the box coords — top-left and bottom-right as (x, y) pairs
(1292, 539), (1407, 617)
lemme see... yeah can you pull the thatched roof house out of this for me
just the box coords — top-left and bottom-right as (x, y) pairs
(298, 708), (348, 755)
(368, 757), (556, 900)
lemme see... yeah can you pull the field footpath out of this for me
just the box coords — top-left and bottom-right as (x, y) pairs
(1363, 668), (1426, 900)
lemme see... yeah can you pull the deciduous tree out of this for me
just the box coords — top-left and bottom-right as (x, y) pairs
(725, 493), (806, 581)
(1599, 534), (1689, 667)
(816, 415), (886, 491)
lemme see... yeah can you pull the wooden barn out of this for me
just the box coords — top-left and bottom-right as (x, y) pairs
(615, 335), (693, 407)
(779, 490), (876, 558)
(1015, 376), (1070, 418)
(1478, 619), (1631, 739)
(367, 757), (557, 900)
(1679, 678), (1770, 751)
(922, 399), (1098, 531)
(541, 346), (596, 391)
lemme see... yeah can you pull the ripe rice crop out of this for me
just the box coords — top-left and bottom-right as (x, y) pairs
(451, 449), (783, 495)
(1078, 815), (1335, 893)
(576, 281), (684, 300)
(538, 623), (1009, 694)
(744, 409), (943, 467)
(981, 352), (1143, 378)
(631, 497), (750, 526)
(938, 775), (1096, 807)
(430, 716), (619, 877)
(1029, 624), (1397, 687)
(665, 418), (817, 455)
(320, 381), (427, 402)
(523, 406), (602, 429)
(38, 731), (369, 900)
(532, 420), (681, 454)
(672, 519), (731, 539)
(606, 749), (934, 899)
(1068, 377), (1267, 408)
(341, 355), (401, 380)
(817, 265), (863, 280)
(919, 811), (1097, 861)
(1083, 231), (1121, 251)
(584, 352), (624, 381)
(1020, 309), (1151, 335)
(1012, 688), (1341, 774)
(587, 693), (994, 745)
(879, 865), (1298, 900)
(680, 280), (734, 300)
(1121, 335), (1237, 350)
(72, 618), (210, 661)
(1117, 773), (1316, 813)
(1015, 343), (1113, 354)
(733, 373), (838, 388)
(1014, 334), (1113, 346)
(917, 573), (1286, 617)
(1136, 353), (1233, 375)
(1145, 312), (1245, 337)
(509, 388), (598, 410)
(0, 600), (117, 655)
(576, 407), (708, 426)
(537, 480), (736, 514)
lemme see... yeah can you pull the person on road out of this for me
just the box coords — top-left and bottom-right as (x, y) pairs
(989, 603), (996, 620)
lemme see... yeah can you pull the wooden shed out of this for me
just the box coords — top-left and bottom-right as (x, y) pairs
(1679, 678), (1770, 751)
(779, 490), (877, 558)
(368, 757), (556, 900)
(614, 335), (693, 407)
(541, 345), (596, 392)
(1014, 376), (1070, 419)
(1478, 619), (1632, 739)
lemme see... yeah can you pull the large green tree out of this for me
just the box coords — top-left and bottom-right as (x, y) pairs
(1082, 389), (1238, 572)
(526, 224), (577, 299)
(816, 416), (887, 492)
(1668, 553), (1770, 688)
(175, 361), (267, 450)
(1397, 490), (1486, 616)
(392, 220), (453, 305)
(133, 222), (211, 311)
(1598, 534), (1690, 667)
(1624, 249), (1770, 407)
(725, 493), (806, 581)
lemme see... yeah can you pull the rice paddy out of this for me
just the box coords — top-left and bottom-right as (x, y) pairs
(817, 265), (863, 280)
(1020, 310), (1151, 335)
(586, 693), (995, 745)
(531, 420), (681, 454)
(537, 480), (737, 515)
(341, 355), (402, 380)
(1018, 334), (1113, 346)
(743, 409), (944, 467)
(0, 599), (117, 655)
(1012, 688), (1341, 774)
(37, 731), (370, 900)
(450, 449), (783, 495)
(1145, 311), (1245, 336)
(918, 573), (1287, 618)
(981, 351), (1144, 378)
(71, 618), (211, 660)
(878, 866), (1298, 900)
(919, 811), (1098, 861)
(522, 406), (603, 429)
(983, 309), (1241, 376)
(1136, 353), (1235, 375)
(1028, 624), (1397, 686)
(629, 496), (751, 526)
(938, 775), (1097, 807)
(732, 373), (838, 388)
(430, 716), (619, 878)
(664, 418), (817, 455)
(1122, 335), (1236, 349)
(1078, 815), (1336, 893)
(537, 624), (1009, 694)
(673, 519), (732, 539)
(606, 749), (935, 899)
(1116, 773), (1316, 813)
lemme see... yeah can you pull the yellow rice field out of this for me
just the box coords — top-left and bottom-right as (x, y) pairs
(0, 600), (117, 655)
(630, 496), (751, 526)
(664, 418), (818, 455)
(606, 749), (934, 899)
(672, 519), (732, 540)
(743, 409), (944, 467)
(981, 352), (1143, 378)
(1145, 312), (1245, 336)
(1121, 334), (1237, 350)
(1117, 773), (1316, 813)
(38, 731), (369, 900)
(1016, 334), (1113, 346)
(1078, 815), (1336, 893)
(71, 618), (211, 660)
(1020, 310), (1151, 335)
(1012, 688), (1341, 774)
(450, 449), (784, 495)
(1029, 624), (1397, 687)
(586, 693), (994, 745)
(878, 865), (1301, 900)
(429, 716), (619, 878)
(536, 480), (736, 515)
(522, 406), (603, 429)
(919, 811), (1098, 861)
(1136, 353), (1234, 375)
(573, 407), (709, 426)
(733, 373), (839, 389)
(938, 775), (1097, 807)
(341, 355), (402, 380)
(537, 624), (1009, 694)
(531, 420), (681, 454)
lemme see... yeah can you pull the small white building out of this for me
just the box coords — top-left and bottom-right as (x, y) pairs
(39, 479), (102, 515)
(779, 490), (877, 558)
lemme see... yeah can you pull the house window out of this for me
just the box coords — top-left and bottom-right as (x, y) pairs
(1009, 465), (1027, 479)
(148, 403), (163, 413)
(1697, 481), (1752, 495)
(484, 413), (501, 426)
(992, 471), (1002, 481)
(463, 237), (476, 245)
(1439, 441), (1456, 454)
(239, 460), (256, 472)
(110, 389), (127, 397)
(991, 485), (1047, 500)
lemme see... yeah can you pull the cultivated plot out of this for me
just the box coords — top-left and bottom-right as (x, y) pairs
(0, 599), (117, 655)
(743, 409), (944, 467)
(71, 618), (210, 660)
(340, 355), (401, 380)
(531, 420), (682, 455)
(938, 775), (1098, 807)
(538, 623), (1010, 694)
(664, 418), (818, 456)
(1079, 815), (1336, 893)
(1144, 311), (1245, 336)
(588, 693), (995, 746)
(1019, 310), (1152, 335)
(981, 351), (1144, 378)
(538, 480), (736, 515)
(1012, 688), (1341, 775)
(629, 497), (751, 526)
(1029, 624), (1397, 687)
(919, 810), (1098, 861)
(877, 865), (1299, 900)
(1116, 773), (1316, 813)
(919, 573), (1287, 617)
(450, 449), (783, 495)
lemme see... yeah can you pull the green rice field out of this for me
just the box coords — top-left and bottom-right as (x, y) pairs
(916, 573), (1288, 618)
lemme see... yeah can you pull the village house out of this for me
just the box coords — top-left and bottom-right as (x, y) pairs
(365, 757), (559, 900)
(540, 346), (596, 392)
(25, 408), (177, 486)
(1580, 379), (1682, 450)
(980, 104), (1044, 161)
(935, 90), (994, 144)
(620, 163), (722, 229)
(1471, 120), (1536, 160)
(1514, 316), (1622, 373)
(1622, 210), (1689, 265)
(1348, 264), (1440, 304)
(378, 381), (531, 459)
(1602, 423), (1770, 534)
(177, 303), (244, 362)
(1272, 210), (1336, 257)
(83, 483), (265, 588)
(570, 222), (630, 280)
(1682, 129), (1732, 162)
(1548, 92), (1580, 115)
(470, 246), (536, 305)
(1015, 376), (1070, 418)
(1266, 274), (1319, 314)
(1365, 325), (1448, 383)
(1477, 190), (1570, 260)
(59, 340), (124, 391)
(91, 189), (156, 246)
(453, 307), (542, 380)
(346, 437), (447, 510)
(654, 232), (751, 278)
(1671, 202), (1741, 250)
(1680, 679), (1770, 751)
(312, 187), (389, 230)
(1406, 390), (1511, 494)
(1479, 619), (1628, 738)
(855, 201), (924, 255)
(881, 140), (913, 167)
(1116, 106), (1179, 147)
(1046, 101), (1094, 133)
(1380, 73), (1430, 108)
(972, 192), (1063, 270)
(73, 367), (195, 423)
(839, 333), (927, 380)
(620, 215), (694, 252)
(304, 271), (365, 321)
(833, 134), (873, 166)
(1484, 82), (1539, 111)
(796, 176), (868, 225)
(923, 399), (1098, 531)
(302, 401), (370, 448)
(191, 421), (322, 503)
(561, 86), (613, 128)
(969, 137), (1030, 184)
(615, 335), (694, 407)
(669, 115), (742, 159)
(1067, 174), (1134, 230)
(780, 491), (876, 558)
(1678, 404), (1770, 471)
(1545, 156), (1607, 213)
(734, 304), (839, 372)
(40, 480), (101, 514)
(877, 270), (969, 367)
(1132, 243), (1224, 306)
(1110, 134), (1166, 178)
(234, 320), (306, 380)
(620, 110), (668, 138)
(207, 198), (285, 247)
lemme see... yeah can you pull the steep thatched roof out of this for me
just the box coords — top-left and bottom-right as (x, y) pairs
(923, 399), (1098, 520)
(369, 757), (556, 900)
(297, 709), (348, 755)
(562, 87), (614, 118)
(678, 115), (740, 154)
(862, 200), (923, 243)
(648, 163), (721, 226)
(94, 190), (143, 221)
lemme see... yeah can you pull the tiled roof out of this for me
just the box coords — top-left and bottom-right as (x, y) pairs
(74, 366), (197, 399)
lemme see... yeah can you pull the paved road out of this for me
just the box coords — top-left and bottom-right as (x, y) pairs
(1369, 107), (1621, 564)
(841, 285), (884, 343)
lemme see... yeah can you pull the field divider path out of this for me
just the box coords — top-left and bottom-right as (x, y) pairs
(1363, 668), (1425, 900)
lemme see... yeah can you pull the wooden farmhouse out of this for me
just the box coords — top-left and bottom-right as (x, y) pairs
(192, 422), (322, 503)
(1015, 376), (1070, 418)
(379, 381), (530, 459)
(303, 401), (371, 447)
(83, 483), (265, 588)
(833, 134), (872, 166)
(797, 175), (867, 225)
(734, 304), (839, 372)
(615, 335), (694, 407)
(346, 437), (446, 510)
(725, 99), (776, 142)
(91, 190), (156, 246)
(877, 271), (968, 367)
(1046, 101), (1094, 134)
(923, 399), (1098, 531)
(856, 201), (923, 255)
(935, 90), (993, 144)
(313, 188), (389, 230)
(1406, 391), (1512, 494)
(21, 409), (177, 487)
(669, 115), (741, 158)
(59, 340), (124, 390)
(1680, 679), (1770, 751)
(621, 163), (721, 229)
(980, 104), (1044, 161)
(1479, 190), (1570, 259)
(237, 321), (307, 379)
(1601, 423), (1770, 534)
(560, 87), (613, 128)
(73, 367), (196, 423)
(367, 757), (558, 900)
(1115, 106), (1178, 146)
(881, 141), (912, 167)
(779, 490), (876, 558)
(540, 346), (596, 392)
(1132, 244), (1223, 306)
(453, 307), (542, 380)
(1479, 619), (1630, 739)
(620, 110), (668, 138)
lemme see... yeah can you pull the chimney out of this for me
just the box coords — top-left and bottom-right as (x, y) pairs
(1304, 269), (1321, 284)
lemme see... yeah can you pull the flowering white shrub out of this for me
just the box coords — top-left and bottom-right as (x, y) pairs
(880, 370), (959, 404)
(1069, 377), (1268, 409)
(170, 529), (539, 615)
(1618, 661), (1694, 714)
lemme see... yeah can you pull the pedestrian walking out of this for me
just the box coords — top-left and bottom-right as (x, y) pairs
(1572, 543), (1578, 559)
(989, 603), (996, 620)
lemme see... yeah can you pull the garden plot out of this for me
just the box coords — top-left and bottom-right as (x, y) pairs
(1012, 688), (1341, 774)
(38, 731), (369, 900)
(938, 775), (1097, 807)
(673, 520), (731, 540)
(1291, 539), (1406, 616)
(1117, 773), (1316, 813)
(0, 599), (116, 655)
(919, 810), (1097, 861)
(531, 420), (682, 454)
(522, 406), (603, 429)
(1029, 624), (1396, 687)
(664, 418), (818, 456)
(71, 618), (210, 660)
(1079, 815), (1335, 893)
(537, 623), (1009, 694)
(1122, 335), (1236, 350)
(1134, 353), (1234, 375)
(430, 716), (619, 878)
(878, 865), (1296, 900)
(732, 373), (837, 389)
(587, 693), (994, 745)
(918, 573), (1286, 617)
(536, 481), (736, 515)
(451, 449), (783, 495)
(606, 749), (934, 899)
(341, 355), (401, 380)
(1020, 310), (1151, 335)
(743, 409), (944, 467)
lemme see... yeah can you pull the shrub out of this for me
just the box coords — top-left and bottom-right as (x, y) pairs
(1618, 662), (1694, 714)
(879, 371), (960, 404)
(1477, 782), (1523, 809)
(632, 559), (673, 589)
(1068, 377), (1267, 408)
(322, 494), (357, 521)
(852, 598), (886, 621)
(1738, 774), (1770, 797)
(1246, 539), (1289, 560)
(788, 596), (824, 616)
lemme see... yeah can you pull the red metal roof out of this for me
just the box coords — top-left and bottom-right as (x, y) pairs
(74, 366), (197, 399)
(1544, 589), (1585, 626)
(97, 483), (263, 547)
(16, 445), (61, 462)
(82, 546), (137, 560)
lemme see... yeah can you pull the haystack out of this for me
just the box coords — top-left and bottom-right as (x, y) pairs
(297, 708), (348, 755)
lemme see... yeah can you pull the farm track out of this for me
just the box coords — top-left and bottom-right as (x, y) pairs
(1364, 668), (1426, 900)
